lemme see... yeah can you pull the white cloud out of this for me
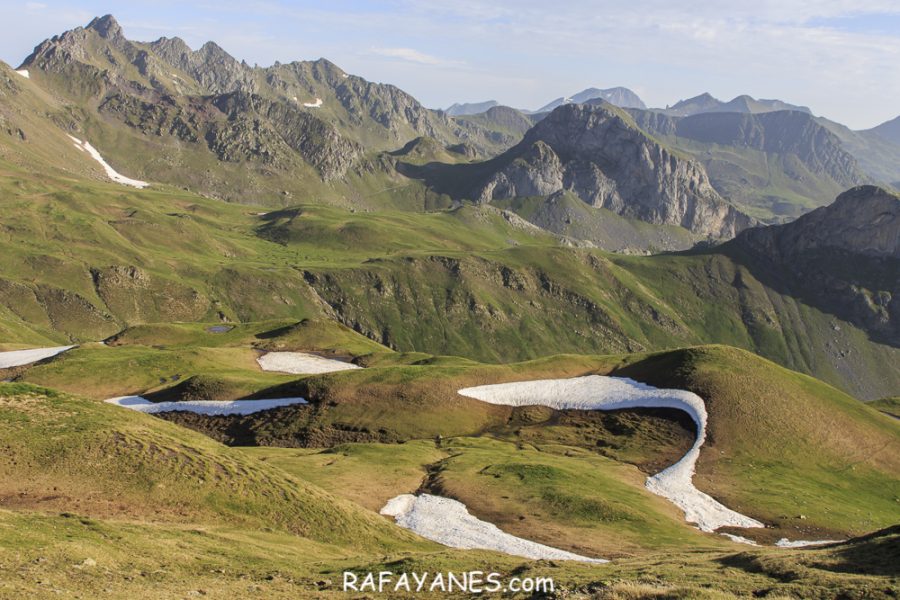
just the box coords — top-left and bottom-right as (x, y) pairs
(369, 46), (461, 67)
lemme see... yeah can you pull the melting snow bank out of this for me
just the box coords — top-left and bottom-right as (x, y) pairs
(105, 395), (307, 416)
(0, 346), (74, 369)
(15, 69), (29, 79)
(381, 494), (606, 563)
(67, 135), (149, 188)
(257, 351), (361, 375)
(775, 538), (842, 548)
(458, 376), (764, 533)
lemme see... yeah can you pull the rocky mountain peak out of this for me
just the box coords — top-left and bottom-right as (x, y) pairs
(743, 185), (899, 259)
(467, 102), (754, 238)
(86, 14), (123, 40)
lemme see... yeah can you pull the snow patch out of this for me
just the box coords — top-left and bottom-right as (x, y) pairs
(381, 493), (605, 563)
(257, 352), (361, 375)
(15, 69), (29, 79)
(775, 538), (842, 548)
(458, 376), (764, 533)
(721, 533), (759, 546)
(302, 98), (323, 108)
(105, 395), (307, 416)
(0, 346), (74, 369)
(67, 135), (149, 188)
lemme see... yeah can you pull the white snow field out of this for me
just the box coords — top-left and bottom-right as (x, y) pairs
(775, 538), (842, 548)
(381, 493), (606, 563)
(67, 135), (150, 188)
(302, 97), (323, 108)
(0, 346), (74, 369)
(105, 395), (307, 416)
(256, 351), (361, 375)
(15, 69), (29, 79)
(458, 376), (764, 533)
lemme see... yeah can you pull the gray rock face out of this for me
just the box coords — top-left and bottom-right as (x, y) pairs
(472, 103), (753, 238)
(150, 38), (253, 94)
(733, 186), (900, 344)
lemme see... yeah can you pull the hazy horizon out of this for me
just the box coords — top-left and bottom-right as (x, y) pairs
(3, 1), (899, 129)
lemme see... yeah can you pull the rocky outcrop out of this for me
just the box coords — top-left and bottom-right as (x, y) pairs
(470, 103), (753, 238)
(731, 186), (900, 344)
(211, 92), (361, 179)
(149, 38), (253, 94)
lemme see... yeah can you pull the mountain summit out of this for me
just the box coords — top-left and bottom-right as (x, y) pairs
(461, 102), (752, 238)
(535, 87), (647, 113)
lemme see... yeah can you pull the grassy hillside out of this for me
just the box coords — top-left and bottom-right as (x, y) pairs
(2, 146), (898, 399)
(0, 382), (417, 551)
(3, 57), (899, 399)
(869, 397), (900, 419)
(22, 343), (898, 543)
(2, 370), (898, 597)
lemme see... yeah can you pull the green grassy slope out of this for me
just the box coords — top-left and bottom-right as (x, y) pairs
(2, 148), (898, 399)
(2, 57), (898, 400)
(868, 397), (900, 419)
(1, 379), (897, 598)
(26, 343), (897, 542)
(264, 347), (897, 540)
(0, 382), (418, 552)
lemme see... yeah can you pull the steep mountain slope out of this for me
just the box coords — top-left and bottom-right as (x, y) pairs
(665, 93), (811, 117)
(422, 103), (753, 239)
(535, 86), (646, 113)
(727, 185), (899, 347)
(2, 95), (898, 402)
(815, 117), (900, 188)
(445, 100), (499, 116)
(866, 115), (900, 146)
(628, 108), (867, 221)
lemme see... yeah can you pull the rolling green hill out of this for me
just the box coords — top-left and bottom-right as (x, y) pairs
(2, 379), (897, 597)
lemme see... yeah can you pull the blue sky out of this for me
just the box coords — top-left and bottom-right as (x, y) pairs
(2, 0), (899, 129)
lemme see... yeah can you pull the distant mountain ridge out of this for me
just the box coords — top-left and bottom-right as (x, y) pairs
(664, 93), (811, 117)
(16, 15), (512, 204)
(534, 87), (647, 113)
(678, 111), (861, 187)
(866, 115), (900, 147)
(445, 100), (499, 116)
